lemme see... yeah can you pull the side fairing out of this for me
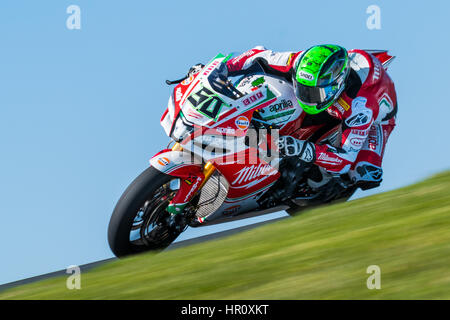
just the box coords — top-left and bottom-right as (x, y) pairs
(235, 75), (304, 128)
(150, 150), (203, 177)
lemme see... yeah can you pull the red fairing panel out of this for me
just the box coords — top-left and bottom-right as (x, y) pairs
(169, 168), (206, 207)
(150, 150), (206, 207)
(365, 50), (395, 70)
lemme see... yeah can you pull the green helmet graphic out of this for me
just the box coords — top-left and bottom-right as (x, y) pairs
(293, 44), (350, 115)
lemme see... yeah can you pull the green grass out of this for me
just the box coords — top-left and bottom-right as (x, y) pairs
(2, 171), (450, 299)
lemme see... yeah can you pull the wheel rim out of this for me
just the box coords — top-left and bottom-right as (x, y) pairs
(128, 181), (178, 249)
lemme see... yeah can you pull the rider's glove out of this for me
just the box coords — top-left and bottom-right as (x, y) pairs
(277, 136), (316, 163)
(187, 63), (205, 78)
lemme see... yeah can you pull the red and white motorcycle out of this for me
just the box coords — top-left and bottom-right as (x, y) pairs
(108, 54), (353, 257)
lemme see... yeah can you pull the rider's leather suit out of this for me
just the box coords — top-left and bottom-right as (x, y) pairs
(227, 46), (397, 189)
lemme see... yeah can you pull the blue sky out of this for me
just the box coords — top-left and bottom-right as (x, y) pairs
(0, 0), (449, 284)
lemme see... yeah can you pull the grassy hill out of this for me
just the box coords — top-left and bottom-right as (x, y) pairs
(2, 171), (450, 299)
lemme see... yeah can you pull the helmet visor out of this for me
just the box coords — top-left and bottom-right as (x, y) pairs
(294, 81), (339, 105)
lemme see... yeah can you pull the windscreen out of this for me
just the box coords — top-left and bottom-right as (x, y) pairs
(206, 62), (242, 100)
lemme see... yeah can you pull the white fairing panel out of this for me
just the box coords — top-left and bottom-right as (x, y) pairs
(236, 74), (303, 128)
(150, 150), (202, 174)
(161, 95), (175, 136)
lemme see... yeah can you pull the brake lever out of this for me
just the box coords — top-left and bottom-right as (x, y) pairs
(165, 77), (187, 86)
(167, 63), (206, 85)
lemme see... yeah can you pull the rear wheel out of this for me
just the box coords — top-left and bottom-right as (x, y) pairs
(107, 166), (183, 257)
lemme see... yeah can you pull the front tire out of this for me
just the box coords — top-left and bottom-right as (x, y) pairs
(107, 166), (181, 258)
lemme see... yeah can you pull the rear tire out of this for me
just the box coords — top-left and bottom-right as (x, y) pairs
(107, 166), (180, 258)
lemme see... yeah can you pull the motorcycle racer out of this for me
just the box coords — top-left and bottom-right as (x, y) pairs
(108, 47), (398, 257)
(225, 44), (397, 194)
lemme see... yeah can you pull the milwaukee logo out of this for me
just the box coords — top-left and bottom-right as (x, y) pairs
(232, 164), (275, 185)
(317, 153), (343, 164)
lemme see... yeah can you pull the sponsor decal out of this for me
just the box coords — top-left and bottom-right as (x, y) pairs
(175, 87), (183, 102)
(268, 99), (293, 112)
(232, 163), (276, 185)
(243, 91), (264, 106)
(346, 112), (371, 127)
(181, 75), (194, 86)
(351, 129), (369, 136)
(350, 137), (365, 148)
(345, 98), (372, 127)
(188, 87), (224, 121)
(235, 116), (250, 130)
(157, 157), (170, 166)
(223, 205), (240, 216)
(336, 97), (350, 111)
(184, 176), (196, 185)
(367, 125), (381, 152)
(202, 60), (221, 77)
(298, 70), (315, 81)
(184, 176), (201, 202)
(216, 127), (236, 134)
(317, 153), (343, 165)
(373, 62), (381, 81)
(334, 103), (345, 114)
(233, 50), (255, 63)
(261, 109), (295, 121)
(251, 77), (265, 87)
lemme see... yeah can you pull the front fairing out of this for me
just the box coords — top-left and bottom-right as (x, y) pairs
(161, 54), (234, 141)
(235, 74), (302, 128)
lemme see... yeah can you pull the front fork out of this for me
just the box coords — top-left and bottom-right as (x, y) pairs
(166, 143), (216, 215)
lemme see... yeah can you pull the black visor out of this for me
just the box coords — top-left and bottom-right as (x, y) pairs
(294, 81), (338, 105)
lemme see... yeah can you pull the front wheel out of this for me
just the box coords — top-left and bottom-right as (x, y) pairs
(107, 166), (183, 258)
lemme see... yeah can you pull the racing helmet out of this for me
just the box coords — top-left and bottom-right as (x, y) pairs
(293, 44), (350, 114)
